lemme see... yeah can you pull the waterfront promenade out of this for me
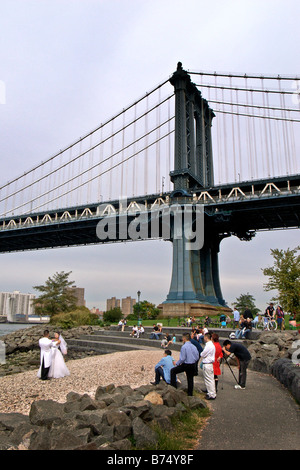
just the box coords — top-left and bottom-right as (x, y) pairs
(0, 347), (299, 450)
(0, 324), (299, 450)
(194, 365), (300, 450)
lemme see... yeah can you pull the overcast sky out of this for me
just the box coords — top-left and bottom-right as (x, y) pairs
(0, 0), (299, 312)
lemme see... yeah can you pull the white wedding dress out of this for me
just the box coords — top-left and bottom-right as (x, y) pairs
(48, 340), (70, 379)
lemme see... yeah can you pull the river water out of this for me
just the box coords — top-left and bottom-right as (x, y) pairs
(0, 323), (39, 337)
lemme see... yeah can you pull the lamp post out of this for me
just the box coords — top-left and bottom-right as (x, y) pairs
(137, 290), (141, 326)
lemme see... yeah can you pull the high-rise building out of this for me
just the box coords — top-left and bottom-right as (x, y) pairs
(106, 297), (121, 312)
(121, 296), (136, 317)
(106, 296), (136, 317)
(0, 291), (35, 321)
(67, 286), (86, 307)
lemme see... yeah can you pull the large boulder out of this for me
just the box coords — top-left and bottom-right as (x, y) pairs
(271, 358), (300, 403)
(0, 413), (31, 450)
(74, 409), (107, 435)
(49, 428), (90, 450)
(0, 413), (30, 432)
(102, 410), (132, 441)
(132, 417), (158, 448)
(121, 400), (154, 422)
(29, 427), (51, 450)
(29, 400), (65, 427)
(144, 391), (164, 406)
(64, 392), (100, 413)
(94, 383), (115, 399)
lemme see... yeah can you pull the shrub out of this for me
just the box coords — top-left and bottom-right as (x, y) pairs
(50, 308), (101, 329)
(103, 307), (123, 324)
(132, 300), (160, 321)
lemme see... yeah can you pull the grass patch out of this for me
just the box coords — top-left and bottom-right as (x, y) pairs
(135, 406), (211, 451)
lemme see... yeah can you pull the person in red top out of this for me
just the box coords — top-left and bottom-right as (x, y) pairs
(212, 333), (223, 393)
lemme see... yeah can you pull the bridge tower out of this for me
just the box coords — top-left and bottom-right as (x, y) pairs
(170, 62), (215, 191)
(163, 63), (230, 317)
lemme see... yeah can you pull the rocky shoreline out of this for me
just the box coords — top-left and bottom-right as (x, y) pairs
(246, 330), (300, 404)
(0, 324), (299, 450)
(0, 381), (208, 450)
(0, 325), (103, 376)
(247, 329), (299, 373)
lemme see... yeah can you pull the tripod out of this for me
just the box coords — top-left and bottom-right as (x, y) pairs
(220, 354), (239, 389)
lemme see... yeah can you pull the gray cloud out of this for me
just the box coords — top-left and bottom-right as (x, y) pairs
(0, 0), (299, 313)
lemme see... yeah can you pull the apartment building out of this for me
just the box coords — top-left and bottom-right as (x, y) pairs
(106, 296), (136, 317)
(0, 291), (35, 321)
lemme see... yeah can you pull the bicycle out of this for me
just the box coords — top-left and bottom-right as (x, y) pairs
(256, 316), (277, 331)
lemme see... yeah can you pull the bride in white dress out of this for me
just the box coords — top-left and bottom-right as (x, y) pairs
(48, 332), (70, 379)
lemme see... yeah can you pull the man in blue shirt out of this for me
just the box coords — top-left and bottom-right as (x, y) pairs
(170, 333), (200, 396)
(151, 349), (176, 385)
(191, 330), (203, 376)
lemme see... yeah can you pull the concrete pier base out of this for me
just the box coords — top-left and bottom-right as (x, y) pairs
(158, 302), (232, 318)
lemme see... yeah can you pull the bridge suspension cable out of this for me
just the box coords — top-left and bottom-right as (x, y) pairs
(208, 99), (300, 115)
(189, 70), (300, 81)
(192, 69), (299, 184)
(0, 79), (170, 193)
(0, 67), (299, 220)
(0, 80), (175, 217)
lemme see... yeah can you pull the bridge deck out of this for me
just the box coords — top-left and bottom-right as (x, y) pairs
(0, 175), (299, 253)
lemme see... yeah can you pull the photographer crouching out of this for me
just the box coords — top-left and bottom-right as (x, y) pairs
(222, 340), (251, 390)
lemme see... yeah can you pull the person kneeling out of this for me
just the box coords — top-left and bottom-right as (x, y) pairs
(151, 349), (176, 385)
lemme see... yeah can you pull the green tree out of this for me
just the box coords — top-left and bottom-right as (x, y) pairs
(32, 271), (77, 317)
(232, 293), (260, 316)
(133, 300), (160, 321)
(262, 246), (300, 313)
(103, 307), (123, 324)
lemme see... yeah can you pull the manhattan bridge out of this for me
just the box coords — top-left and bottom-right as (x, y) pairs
(0, 63), (299, 316)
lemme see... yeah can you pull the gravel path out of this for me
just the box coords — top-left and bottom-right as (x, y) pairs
(0, 349), (180, 415)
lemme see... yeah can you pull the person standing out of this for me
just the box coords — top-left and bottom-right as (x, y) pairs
(200, 333), (216, 400)
(233, 307), (240, 327)
(264, 302), (275, 328)
(211, 333), (223, 394)
(222, 340), (251, 389)
(170, 333), (199, 396)
(276, 306), (284, 330)
(243, 306), (253, 321)
(190, 330), (203, 376)
(37, 330), (53, 380)
(265, 302), (275, 318)
(48, 332), (70, 379)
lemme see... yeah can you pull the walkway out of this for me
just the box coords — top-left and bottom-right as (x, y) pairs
(68, 325), (299, 450)
(193, 365), (300, 450)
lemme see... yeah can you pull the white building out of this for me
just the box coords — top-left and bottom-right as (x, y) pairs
(0, 291), (35, 322)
